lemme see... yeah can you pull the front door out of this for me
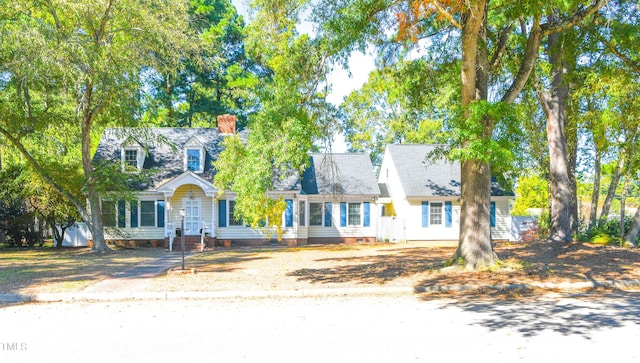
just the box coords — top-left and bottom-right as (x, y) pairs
(184, 199), (201, 235)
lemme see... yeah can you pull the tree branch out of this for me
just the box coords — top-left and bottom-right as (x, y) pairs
(44, 0), (63, 31)
(502, 14), (541, 104)
(541, 0), (606, 37)
(95, 0), (114, 45)
(0, 126), (92, 229)
(489, 24), (513, 71)
(597, 34), (640, 75)
(432, 2), (461, 30)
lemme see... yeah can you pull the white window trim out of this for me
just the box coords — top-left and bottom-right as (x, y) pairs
(309, 201), (333, 227)
(121, 146), (144, 172)
(347, 202), (362, 227)
(184, 146), (205, 173)
(227, 200), (243, 227)
(429, 201), (444, 227)
(309, 202), (323, 226)
(139, 200), (157, 228)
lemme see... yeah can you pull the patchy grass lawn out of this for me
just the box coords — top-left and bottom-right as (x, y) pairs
(147, 240), (640, 295)
(0, 247), (165, 294)
(3, 240), (640, 297)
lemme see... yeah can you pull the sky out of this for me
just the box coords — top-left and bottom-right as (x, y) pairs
(231, 0), (376, 152)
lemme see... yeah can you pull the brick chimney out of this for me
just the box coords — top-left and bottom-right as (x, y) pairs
(217, 114), (237, 134)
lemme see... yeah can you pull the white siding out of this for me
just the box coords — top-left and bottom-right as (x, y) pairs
(216, 195), (298, 240)
(104, 184), (216, 240)
(306, 196), (377, 240)
(491, 198), (511, 240)
(403, 199), (460, 241)
(104, 193), (166, 240)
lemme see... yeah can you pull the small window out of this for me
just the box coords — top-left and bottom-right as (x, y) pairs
(124, 149), (138, 168)
(309, 203), (322, 226)
(299, 201), (306, 227)
(102, 201), (116, 227)
(140, 201), (155, 227)
(187, 149), (201, 172)
(228, 200), (242, 226)
(430, 202), (443, 225)
(348, 203), (361, 226)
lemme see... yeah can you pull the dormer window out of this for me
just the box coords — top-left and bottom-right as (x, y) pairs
(121, 144), (145, 172)
(187, 149), (201, 172)
(184, 136), (205, 173)
(124, 149), (138, 168)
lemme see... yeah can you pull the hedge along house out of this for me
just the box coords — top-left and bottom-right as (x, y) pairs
(377, 144), (514, 242)
(91, 116), (381, 250)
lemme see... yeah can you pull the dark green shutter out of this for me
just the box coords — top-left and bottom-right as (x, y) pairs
(118, 201), (126, 228)
(218, 200), (227, 227)
(130, 201), (138, 228)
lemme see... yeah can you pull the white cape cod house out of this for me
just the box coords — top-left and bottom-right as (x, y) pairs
(376, 144), (514, 242)
(91, 117), (380, 250)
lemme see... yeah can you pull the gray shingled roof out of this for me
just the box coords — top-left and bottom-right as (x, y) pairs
(93, 128), (250, 191)
(385, 144), (511, 197)
(301, 153), (380, 196)
(93, 129), (380, 195)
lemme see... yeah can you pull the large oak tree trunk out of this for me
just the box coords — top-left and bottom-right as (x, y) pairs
(453, 0), (497, 269)
(539, 31), (572, 243)
(457, 158), (497, 268)
(81, 83), (109, 252)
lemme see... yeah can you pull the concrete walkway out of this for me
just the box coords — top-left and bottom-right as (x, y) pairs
(0, 252), (195, 303)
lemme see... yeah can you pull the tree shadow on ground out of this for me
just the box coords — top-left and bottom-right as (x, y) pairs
(426, 290), (640, 339)
(186, 254), (270, 273)
(415, 241), (640, 292)
(0, 248), (171, 294)
(287, 247), (452, 284)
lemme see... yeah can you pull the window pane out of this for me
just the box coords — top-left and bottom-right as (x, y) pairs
(430, 202), (443, 225)
(228, 200), (242, 226)
(125, 150), (137, 168)
(140, 201), (155, 227)
(102, 201), (116, 227)
(348, 203), (361, 226)
(299, 201), (306, 227)
(309, 203), (322, 226)
(187, 149), (200, 171)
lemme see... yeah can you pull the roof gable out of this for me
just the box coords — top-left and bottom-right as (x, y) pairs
(383, 144), (512, 197)
(93, 128), (249, 190)
(301, 153), (380, 196)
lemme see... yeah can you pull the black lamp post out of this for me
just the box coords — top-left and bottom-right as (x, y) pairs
(180, 208), (185, 271)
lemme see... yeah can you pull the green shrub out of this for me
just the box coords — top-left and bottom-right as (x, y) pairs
(579, 217), (633, 246)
